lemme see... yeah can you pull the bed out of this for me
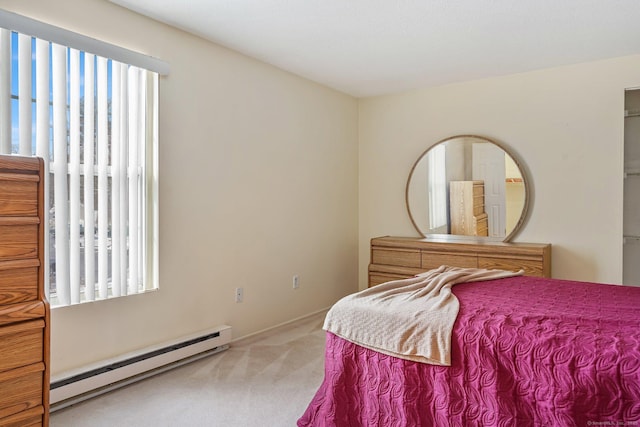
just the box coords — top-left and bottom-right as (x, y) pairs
(298, 268), (640, 426)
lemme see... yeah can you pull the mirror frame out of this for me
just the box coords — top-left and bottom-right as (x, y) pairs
(405, 135), (530, 242)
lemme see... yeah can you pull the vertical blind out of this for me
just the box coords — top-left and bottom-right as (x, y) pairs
(0, 27), (159, 306)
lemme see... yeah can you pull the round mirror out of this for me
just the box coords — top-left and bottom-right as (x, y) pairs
(406, 135), (529, 242)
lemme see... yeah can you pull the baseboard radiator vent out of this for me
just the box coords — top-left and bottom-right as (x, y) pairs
(50, 325), (232, 411)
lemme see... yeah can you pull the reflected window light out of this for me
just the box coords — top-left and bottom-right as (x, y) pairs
(427, 144), (446, 230)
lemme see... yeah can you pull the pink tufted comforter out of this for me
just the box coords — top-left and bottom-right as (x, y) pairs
(298, 276), (640, 426)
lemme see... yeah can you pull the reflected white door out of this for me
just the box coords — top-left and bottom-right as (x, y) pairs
(472, 143), (506, 237)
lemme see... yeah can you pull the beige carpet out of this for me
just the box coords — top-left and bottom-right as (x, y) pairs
(51, 311), (327, 427)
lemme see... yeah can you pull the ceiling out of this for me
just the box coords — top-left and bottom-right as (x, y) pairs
(110, 0), (640, 98)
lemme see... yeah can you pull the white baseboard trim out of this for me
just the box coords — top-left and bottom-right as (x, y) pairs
(231, 307), (330, 344)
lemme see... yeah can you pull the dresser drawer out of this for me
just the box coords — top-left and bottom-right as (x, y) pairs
(0, 320), (44, 373)
(0, 301), (45, 327)
(421, 251), (478, 270)
(0, 407), (43, 427)
(478, 257), (545, 277)
(0, 175), (38, 217)
(0, 364), (43, 421)
(369, 273), (408, 287)
(0, 223), (38, 261)
(472, 182), (484, 196)
(372, 248), (421, 268)
(0, 263), (39, 305)
(473, 213), (488, 236)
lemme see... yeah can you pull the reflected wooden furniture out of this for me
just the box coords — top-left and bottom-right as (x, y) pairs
(449, 180), (488, 236)
(369, 236), (551, 287)
(0, 155), (49, 426)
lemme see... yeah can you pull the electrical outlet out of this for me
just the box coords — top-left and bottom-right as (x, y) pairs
(235, 287), (243, 303)
(293, 275), (300, 289)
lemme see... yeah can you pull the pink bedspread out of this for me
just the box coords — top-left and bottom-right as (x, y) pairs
(298, 276), (640, 426)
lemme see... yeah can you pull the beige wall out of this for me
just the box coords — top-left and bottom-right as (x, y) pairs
(359, 55), (640, 289)
(4, 0), (640, 377)
(0, 0), (359, 375)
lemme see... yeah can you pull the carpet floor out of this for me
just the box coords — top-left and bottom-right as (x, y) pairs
(50, 311), (327, 427)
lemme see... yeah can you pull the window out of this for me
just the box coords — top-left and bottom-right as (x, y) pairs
(0, 11), (166, 306)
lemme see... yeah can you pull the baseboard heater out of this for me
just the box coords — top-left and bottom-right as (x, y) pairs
(50, 325), (232, 411)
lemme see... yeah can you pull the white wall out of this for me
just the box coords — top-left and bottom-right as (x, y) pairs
(0, 0), (359, 375)
(359, 55), (640, 289)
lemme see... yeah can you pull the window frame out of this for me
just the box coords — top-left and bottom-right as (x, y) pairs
(0, 11), (165, 307)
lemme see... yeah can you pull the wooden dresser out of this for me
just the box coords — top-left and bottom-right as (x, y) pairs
(0, 155), (50, 426)
(369, 236), (551, 287)
(449, 180), (488, 236)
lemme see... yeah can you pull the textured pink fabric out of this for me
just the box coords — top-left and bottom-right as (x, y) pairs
(298, 276), (640, 426)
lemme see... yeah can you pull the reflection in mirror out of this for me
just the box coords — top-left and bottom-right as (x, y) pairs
(406, 135), (528, 242)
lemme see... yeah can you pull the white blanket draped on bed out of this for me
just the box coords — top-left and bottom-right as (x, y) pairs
(323, 265), (523, 366)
